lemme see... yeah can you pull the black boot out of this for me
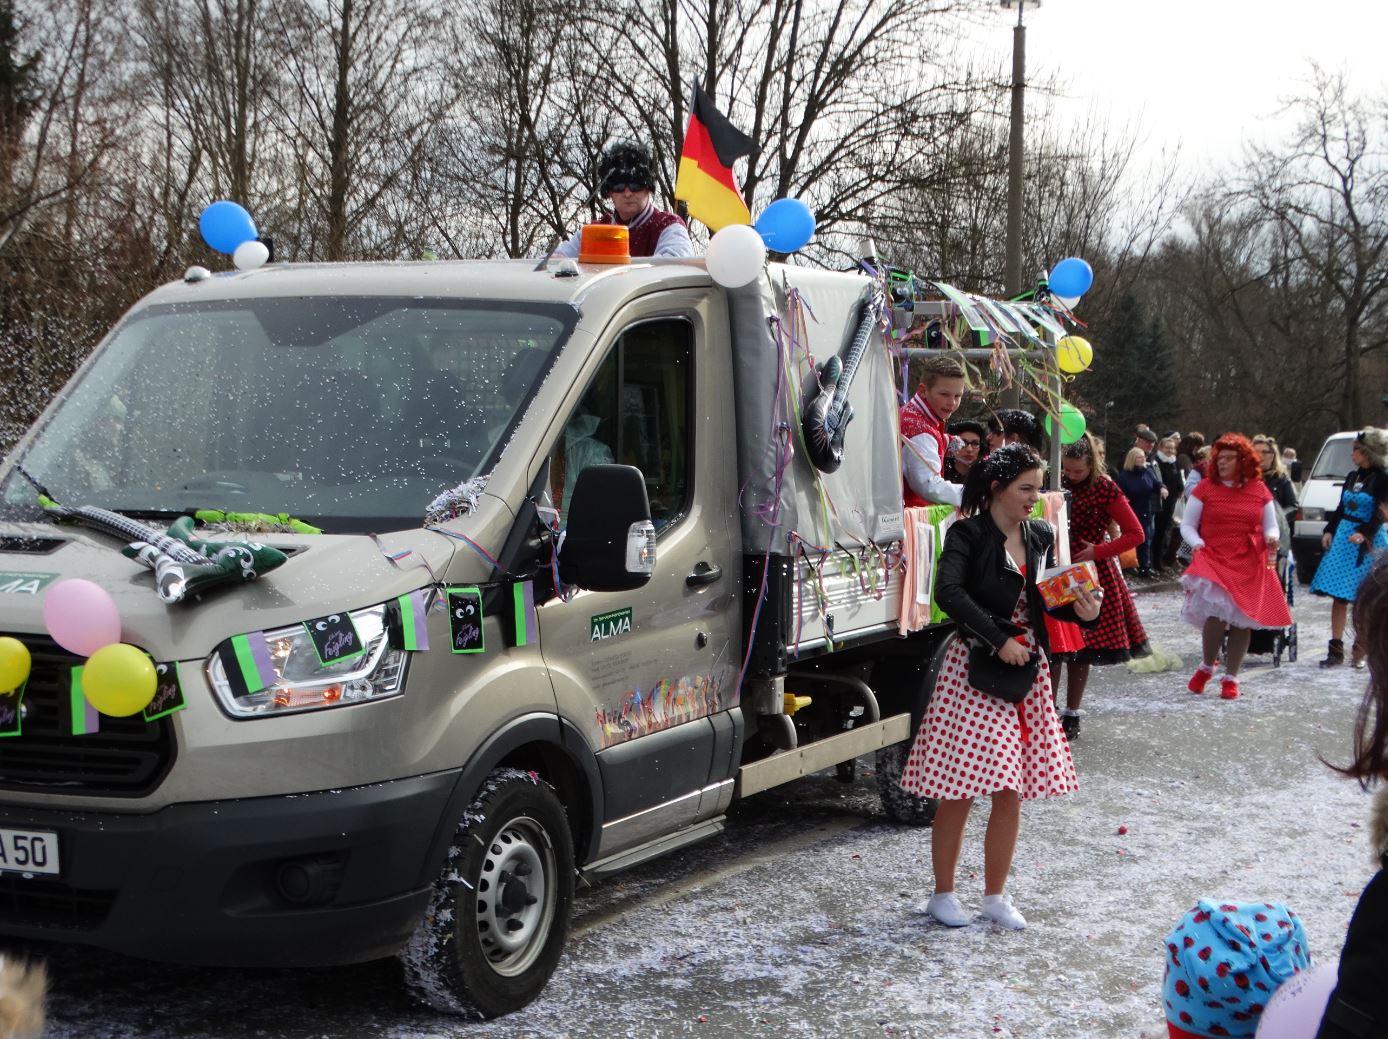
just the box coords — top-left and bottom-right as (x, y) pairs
(1060, 712), (1080, 741)
(1320, 639), (1345, 668)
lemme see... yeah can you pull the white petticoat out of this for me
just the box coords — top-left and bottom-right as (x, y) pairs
(1180, 574), (1281, 630)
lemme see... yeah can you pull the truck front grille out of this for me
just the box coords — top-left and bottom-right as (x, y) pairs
(0, 634), (176, 797)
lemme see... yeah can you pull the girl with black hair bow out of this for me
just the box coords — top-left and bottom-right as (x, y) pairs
(899, 445), (1101, 931)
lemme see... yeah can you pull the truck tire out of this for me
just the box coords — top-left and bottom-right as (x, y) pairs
(871, 633), (952, 827)
(400, 768), (574, 1019)
(875, 742), (937, 827)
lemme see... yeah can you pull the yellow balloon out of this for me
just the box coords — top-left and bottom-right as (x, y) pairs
(82, 643), (157, 717)
(1056, 335), (1094, 374)
(0, 636), (30, 692)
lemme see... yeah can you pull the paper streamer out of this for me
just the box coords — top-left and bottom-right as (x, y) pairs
(512, 580), (537, 647)
(69, 667), (101, 735)
(396, 590), (431, 652)
(217, 631), (278, 697)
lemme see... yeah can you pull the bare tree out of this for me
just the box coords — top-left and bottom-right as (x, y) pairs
(270, 0), (457, 260)
(0, 0), (40, 199)
(132, 0), (279, 208)
(0, 0), (147, 450)
(0, 0), (126, 255)
(423, 0), (613, 258)
(1242, 65), (1388, 429)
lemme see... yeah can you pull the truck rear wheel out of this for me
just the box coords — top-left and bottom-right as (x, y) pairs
(875, 742), (937, 826)
(400, 768), (574, 1018)
(872, 635), (951, 827)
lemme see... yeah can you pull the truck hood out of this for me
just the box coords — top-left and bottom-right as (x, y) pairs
(0, 521), (464, 660)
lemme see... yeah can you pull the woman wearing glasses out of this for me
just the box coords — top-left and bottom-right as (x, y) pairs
(1053, 433), (1151, 739)
(1181, 433), (1293, 698)
(943, 418), (986, 484)
(1252, 434), (1298, 527)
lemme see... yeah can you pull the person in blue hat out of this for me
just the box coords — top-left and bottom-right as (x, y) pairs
(1163, 899), (1311, 1039)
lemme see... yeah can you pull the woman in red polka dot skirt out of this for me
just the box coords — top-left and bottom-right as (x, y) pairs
(900, 445), (1101, 930)
(1051, 433), (1150, 740)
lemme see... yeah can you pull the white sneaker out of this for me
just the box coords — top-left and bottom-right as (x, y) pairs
(981, 893), (1027, 930)
(925, 891), (972, 927)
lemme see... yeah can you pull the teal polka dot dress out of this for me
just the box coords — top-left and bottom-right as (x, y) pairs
(1311, 469), (1388, 601)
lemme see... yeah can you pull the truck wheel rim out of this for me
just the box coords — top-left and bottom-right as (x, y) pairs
(475, 816), (555, 976)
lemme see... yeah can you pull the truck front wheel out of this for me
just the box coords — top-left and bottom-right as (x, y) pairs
(400, 768), (574, 1018)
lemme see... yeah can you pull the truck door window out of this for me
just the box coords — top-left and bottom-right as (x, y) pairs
(552, 319), (692, 531)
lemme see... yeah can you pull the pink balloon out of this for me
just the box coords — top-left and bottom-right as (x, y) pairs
(1255, 960), (1338, 1038)
(42, 578), (122, 657)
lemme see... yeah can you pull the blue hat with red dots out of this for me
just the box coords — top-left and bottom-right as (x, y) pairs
(1163, 899), (1311, 1038)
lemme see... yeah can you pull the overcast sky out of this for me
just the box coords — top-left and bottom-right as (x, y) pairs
(987, 0), (1388, 174)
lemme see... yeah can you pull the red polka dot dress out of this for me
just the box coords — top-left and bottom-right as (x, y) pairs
(899, 582), (1077, 801)
(1060, 474), (1150, 665)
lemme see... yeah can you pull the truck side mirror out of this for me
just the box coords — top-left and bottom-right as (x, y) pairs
(558, 464), (656, 591)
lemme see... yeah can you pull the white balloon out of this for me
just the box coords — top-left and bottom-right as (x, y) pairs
(1054, 294), (1082, 309)
(705, 224), (767, 288)
(233, 239), (270, 271)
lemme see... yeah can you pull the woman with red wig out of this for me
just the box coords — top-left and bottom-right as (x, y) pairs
(1178, 433), (1292, 699)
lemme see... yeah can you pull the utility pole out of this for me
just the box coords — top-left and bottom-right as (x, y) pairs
(999, 0), (1038, 408)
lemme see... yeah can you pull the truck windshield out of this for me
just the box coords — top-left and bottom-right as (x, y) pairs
(1310, 436), (1355, 480)
(2, 296), (574, 532)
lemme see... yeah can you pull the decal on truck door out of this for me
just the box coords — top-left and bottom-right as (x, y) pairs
(595, 668), (734, 749)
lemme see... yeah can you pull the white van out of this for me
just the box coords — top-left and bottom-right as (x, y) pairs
(1293, 431), (1358, 582)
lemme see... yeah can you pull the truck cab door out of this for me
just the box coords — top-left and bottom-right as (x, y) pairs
(538, 297), (741, 860)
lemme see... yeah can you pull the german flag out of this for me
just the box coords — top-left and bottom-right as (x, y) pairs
(675, 82), (756, 232)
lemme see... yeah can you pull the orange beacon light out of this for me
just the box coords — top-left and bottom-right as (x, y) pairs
(578, 223), (631, 264)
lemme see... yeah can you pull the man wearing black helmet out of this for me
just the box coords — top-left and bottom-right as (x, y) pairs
(554, 141), (695, 259)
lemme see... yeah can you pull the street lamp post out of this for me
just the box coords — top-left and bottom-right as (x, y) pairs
(999, 0), (1038, 409)
(1001, 0), (1037, 301)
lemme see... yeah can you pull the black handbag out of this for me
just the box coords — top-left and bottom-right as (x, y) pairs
(967, 644), (1041, 704)
(965, 619), (1039, 704)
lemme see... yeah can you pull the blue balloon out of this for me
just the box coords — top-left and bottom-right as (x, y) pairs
(1048, 256), (1094, 298)
(754, 198), (817, 253)
(199, 201), (258, 255)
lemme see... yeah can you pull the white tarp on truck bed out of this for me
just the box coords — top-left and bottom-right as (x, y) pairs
(726, 265), (904, 560)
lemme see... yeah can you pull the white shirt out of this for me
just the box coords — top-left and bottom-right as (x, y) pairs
(553, 200), (695, 258)
(901, 397), (962, 507)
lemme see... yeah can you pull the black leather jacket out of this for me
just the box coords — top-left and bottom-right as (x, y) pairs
(935, 512), (1095, 655)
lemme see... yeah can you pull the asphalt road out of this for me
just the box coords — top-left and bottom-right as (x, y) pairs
(11, 584), (1379, 1038)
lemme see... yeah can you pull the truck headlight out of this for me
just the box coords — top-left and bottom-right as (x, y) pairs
(1301, 507), (1324, 522)
(207, 604), (408, 717)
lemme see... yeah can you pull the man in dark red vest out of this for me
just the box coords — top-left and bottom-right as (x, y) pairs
(554, 142), (694, 259)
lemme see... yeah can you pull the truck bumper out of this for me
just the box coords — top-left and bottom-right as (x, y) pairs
(0, 770), (459, 967)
